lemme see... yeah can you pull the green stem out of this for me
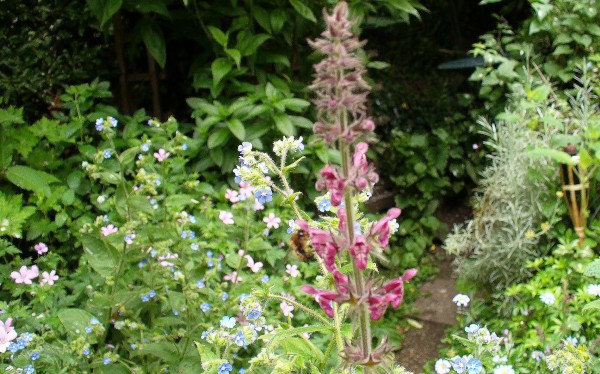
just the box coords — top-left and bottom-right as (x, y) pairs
(267, 293), (332, 326)
(234, 209), (251, 282)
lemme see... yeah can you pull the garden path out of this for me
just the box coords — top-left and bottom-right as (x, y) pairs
(397, 253), (458, 372)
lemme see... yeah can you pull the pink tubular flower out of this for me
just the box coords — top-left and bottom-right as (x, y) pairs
(349, 235), (370, 270)
(225, 189), (240, 203)
(101, 224), (118, 236)
(10, 265), (38, 284)
(300, 285), (342, 318)
(315, 166), (345, 206)
(40, 270), (59, 286)
(34, 242), (48, 255)
(295, 220), (342, 273)
(368, 268), (417, 320)
(369, 208), (401, 248)
(219, 211), (234, 225)
(153, 148), (170, 162)
(0, 318), (17, 353)
(263, 212), (281, 229)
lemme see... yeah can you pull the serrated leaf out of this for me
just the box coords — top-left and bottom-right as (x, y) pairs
(289, 0), (316, 22)
(195, 341), (218, 363)
(583, 300), (600, 311)
(584, 259), (600, 278)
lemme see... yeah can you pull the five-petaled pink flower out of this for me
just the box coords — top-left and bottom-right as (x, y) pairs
(153, 148), (171, 162)
(40, 270), (59, 286)
(225, 189), (240, 203)
(280, 301), (294, 318)
(239, 182), (254, 198)
(34, 242), (48, 255)
(0, 318), (17, 353)
(101, 224), (118, 236)
(224, 271), (243, 284)
(286, 264), (300, 278)
(219, 211), (234, 225)
(11, 265), (39, 284)
(245, 255), (263, 273)
(263, 213), (281, 229)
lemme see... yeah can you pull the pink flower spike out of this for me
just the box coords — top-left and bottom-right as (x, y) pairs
(300, 285), (339, 318)
(34, 242), (48, 255)
(286, 264), (300, 278)
(219, 211), (234, 225)
(349, 235), (370, 270)
(101, 224), (118, 236)
(40, 270), (59, 286)
(153, 148), (171, 162)
(263, 212), (281, 229)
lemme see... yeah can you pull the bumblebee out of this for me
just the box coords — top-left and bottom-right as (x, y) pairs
(289, 229), (314, 262)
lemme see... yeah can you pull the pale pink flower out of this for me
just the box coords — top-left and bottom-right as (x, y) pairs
(285, 264), (300, 278)
(219, 211), (234, 225)
(10, 265), (38, 284)
(224, 271), (243, 284)
(40, 270), (59, 286)
(239, 182), (254, 198)
(34, 242), (48, 255)
(245, 255), (263, 273)
(0, 318), (17, 353)
(263, 213), (281, 229)
(158, 253), (178, 267)
(280, 301), (294, 318)
(153, 148), (171, 162)
(101, 224), (118, 236)
(225, 189), (240, 203)
(254, 201), (264, 211)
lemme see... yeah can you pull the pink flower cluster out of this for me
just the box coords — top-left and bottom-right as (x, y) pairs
(10, 265), (59, 286)
(0, 318), (17, 353)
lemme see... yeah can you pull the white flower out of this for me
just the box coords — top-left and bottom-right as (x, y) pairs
(493, 365), (515, 374)
(452, 294), (470, 307)
(434, 359), (452, 374)
(540, 292), (555, 305)
(97, 195), (106, 204)
(586, 284), (600, 297)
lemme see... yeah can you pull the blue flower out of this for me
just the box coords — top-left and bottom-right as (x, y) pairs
(150, 248), (157, 257)
(141, 294), (150, 302)
(95, 118), (105, 131)
(172, 309), (179, 316)
(452, 357), (467, 373)
(247, 309), (261, 319)
(85, 326), (93, 334)
(17, 339), (26, 349)
(181, 231), (188, 239)
(201, 327), (214, 339)
(130, 343), (137, 350)
(466, 358), (482, 374)
(218, 362), (233, 374)
(565, 336), (578, 346)
(220, 316), (236, 328)
(188, 231), (195, 239)
(261, 275), (270, 283)
(148, 290), (156, 298)
(103, 149), (112, 159)
(208, 260), (214, 267)
(138, 259), (148, 268)
(233, 331), (246, 347)
(141, 143), (150, 152)
(318, 199), (331, 212)
(107, 116), (118, 127)
(200, 303), (211, 312)
(196, 280), (205, 288)
(182, 144), (188, 151)
(191, 243), (199, 251)
(222, 292), (229, 301)
(238, 142), (252, 155)
(254, 188), (273, 204)
(207, 251), (213, 258)
(21, 332), (33, 342)
(24, 365), (35, 374)
(155, 178), (161, 186)
(103, 357), (111, 365)
(189, 215), (196, 223)
(90, 317), (100, 325)
(465, 324), (480, 334)
(83, 348), (91, 356)
(240, 294), (249, 301)
(30, 352), (40, 360)
(239, 369), (245, 374)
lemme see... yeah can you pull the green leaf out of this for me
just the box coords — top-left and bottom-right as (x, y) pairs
(527, 148), (576, 165)
(187, 98), (220, 116)
(583, 300), (600, 311)
(254, 7), (272, 33)
(289, 115), (313, 129)
(238, 34), (271, 57)
(225, 49), (241, 67)
(579, 148), (592, 169)
(100, 0), (122, 27)
(207, 127), (231, 149)
(553, 45), (573, 56)
(279, 98), (310, 112)
(211, 58), (234, 86)
(58, 309), (97, 335)
(367, 61), (391, 70)
(135, 0), (170, 17)
(289, 0), (316, 22)
(528, 85), (551, 102)
(142, 22), (166, 68)
(81, 235), (118, 277)
(195, 341), (218, 363)
(133, 342), (179, 363)
(270, 8), (286, 33)
(207, 26), (228, 47)
(165, 195), (193, 210)
(226, 119), (245, 140)
(584, 259), (600, 278)
(274, 113), (294, 136)
(5, 165), (59, 197)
